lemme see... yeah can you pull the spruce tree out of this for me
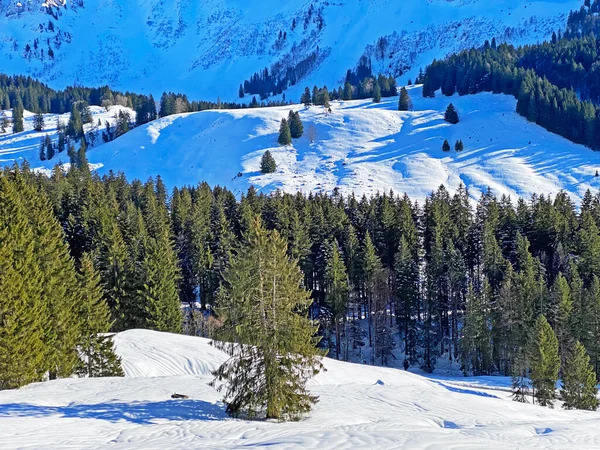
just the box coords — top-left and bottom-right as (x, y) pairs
(529, 315), (560, 407)
(0, 111), (8, 133)
(33, 112), (45, 132)
(398, 87), (412, 111)
(261, 150), (277, 174)
(442, 139), (451, 151)
(39, 137), (47, 161)
(277, 118), (292, 146)
(444, 103), (460, 124)
(288, 111), (304, 139)
(301, 87), (312, 106)
(561, 341), (599, 411)
(373, 82), (381, 103)
(14, 174), (82, 379)
(44, 135), (54, 160)
(66, 106), (83, 139)
(455, 140), (464, 151)
(12, 102), (24, 133)
(77, 253), (124, 377)
(325, 240), (349, 360)
(212, 217), (323, 420)
(0, 177), (47, 389)
(139, 233), (183, 333)
(343, 82), (353, 101)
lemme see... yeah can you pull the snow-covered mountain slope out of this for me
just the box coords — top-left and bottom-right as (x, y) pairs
(0, 103), (134, 170)
(0, 0), (581, 100)
(0, 329), (599, 449)
(4, 86), (600, 204)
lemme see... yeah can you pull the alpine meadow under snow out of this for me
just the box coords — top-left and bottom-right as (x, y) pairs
(1, 329), (599, 449)
(3, 86), (600, 204)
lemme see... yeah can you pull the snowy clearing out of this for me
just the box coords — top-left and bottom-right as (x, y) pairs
(3, 86), (600, 204)
(1, 329), (599, 449)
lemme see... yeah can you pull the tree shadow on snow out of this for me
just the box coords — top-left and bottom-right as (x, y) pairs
(0, 399), (227, 424)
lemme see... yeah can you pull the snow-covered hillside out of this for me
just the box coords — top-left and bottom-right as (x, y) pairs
(0, 0), (581, 100)
(0, 329), (599, 449)
(4, 86), (600, 204)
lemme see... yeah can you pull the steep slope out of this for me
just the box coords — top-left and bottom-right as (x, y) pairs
(4, 86), (600, 204)
(0, 329), (599, 449)
(0, 0), (581, 100)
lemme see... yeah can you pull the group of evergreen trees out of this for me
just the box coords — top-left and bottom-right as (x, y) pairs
(277, 110), (304, 146)
(8, 158), (600, 413)
(421, 1), (600, 150)
(0, 167), (122, 389)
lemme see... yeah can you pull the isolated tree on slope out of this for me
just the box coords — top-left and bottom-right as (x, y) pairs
(444, 103), (460, 124)
(529, 315), (560, 407)
(398, 87), (412, 111)
(561, 341), (599, 411)
(0, 111), (8, 133)
(442, 139), (451, 151)
(278, 118), (292, 146)
(212, 217), (323, 420)
(33, 112), (45, 132)
(12, 102), (24, 133)
(261, 150), (277, 174)
(288, 110), (304, 139)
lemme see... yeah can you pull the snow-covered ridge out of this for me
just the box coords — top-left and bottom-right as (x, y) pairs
(0, 0), (582, 101)
(0, 328), (598, 449)
(4, 86), (599, 205)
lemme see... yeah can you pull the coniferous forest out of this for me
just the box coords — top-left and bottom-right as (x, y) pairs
(4, 159), (600, 410)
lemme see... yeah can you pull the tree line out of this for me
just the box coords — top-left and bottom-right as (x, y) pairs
(421, 1), (600, 150)
(0, 166), (123, 390)
(7, 162), (600, 412)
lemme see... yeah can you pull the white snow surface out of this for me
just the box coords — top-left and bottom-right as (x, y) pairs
(0, 0), (582, 100)
(4, 86), (600, 204)
(1, 329), (600, 449)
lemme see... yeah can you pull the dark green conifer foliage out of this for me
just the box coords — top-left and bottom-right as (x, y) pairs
(442, 139), (451, 151)
(12, 101), (24, 133)
(325, 240), (349, 360)
(301, 87), (312, 106)
(372, 82), (381, 103)
(261, 150), (277, 174)
(0, 177), (46, 389)
(561, 341), (599, 411)
(529, 315), (560, 407)
(212, 217), (324, 421)
(278, 118), (292, 146)
(0, 111), (8, 133)
(288, 110), (304, 138)
(77, 253), (124, 377)
(444, 103), (460, 124)
(33, 112), (45, 131)
(398, 87), (412, 111)
(14, 174), (82, 379)
(66, 106), (83, 139)
(343, 81), (353, 101)
(455, 140), (464, 151)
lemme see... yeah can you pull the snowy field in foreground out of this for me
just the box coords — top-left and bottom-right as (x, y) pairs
(0, 329), (600, 449)
(3, 86), (600, 205)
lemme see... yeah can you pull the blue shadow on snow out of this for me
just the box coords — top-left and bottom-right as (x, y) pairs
(0, 399), (226, 424)
(432, 381), (499, 399)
